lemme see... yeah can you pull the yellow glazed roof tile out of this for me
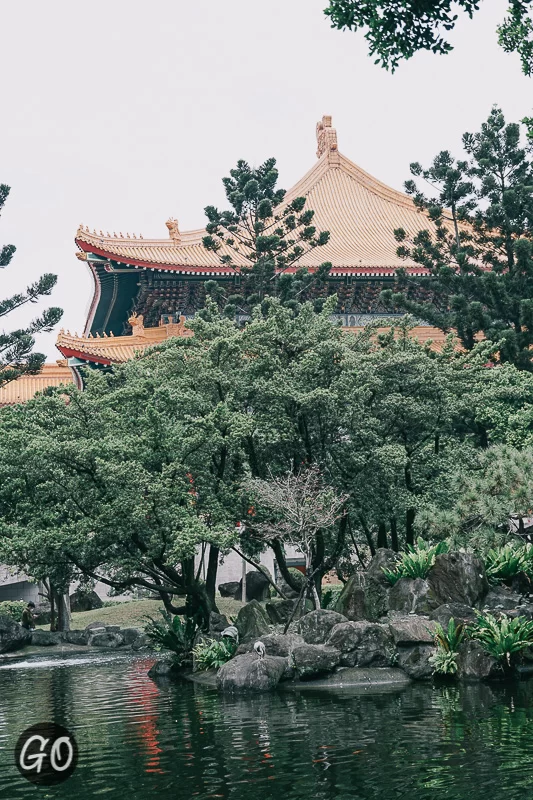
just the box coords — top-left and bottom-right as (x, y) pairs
(0, 361), (75, 405)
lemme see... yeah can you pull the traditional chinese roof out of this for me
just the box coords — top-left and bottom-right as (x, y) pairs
(0, 361), (75, 405)
(56, 315), (192, 365)
(74, 116), (439, 278)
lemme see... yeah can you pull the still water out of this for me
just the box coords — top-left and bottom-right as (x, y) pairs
(1, 650), (533, 799)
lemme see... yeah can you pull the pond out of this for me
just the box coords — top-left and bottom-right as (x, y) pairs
(1, 651), (533, 799)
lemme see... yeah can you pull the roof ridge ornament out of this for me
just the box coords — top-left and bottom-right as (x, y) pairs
(166, 217), (181, 243)
(316, 115), (340, 165)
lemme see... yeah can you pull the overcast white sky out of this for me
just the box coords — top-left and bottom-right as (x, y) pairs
(1, 0), (531, 358)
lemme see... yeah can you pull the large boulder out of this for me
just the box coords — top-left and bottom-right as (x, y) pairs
(265, 599), (311, 625)
(236, 571), (271, 602)
(430, 603), (478, 629)
(88, 632), (124, 648)
(483, 586), (525, 613)
(327, 621), (394, 667)
(31, 630), (63, 646)
(121, 627), (142, 646)
(457, 640), (497, 681)
(85, 621), (108, 631)
(64, 630), (90, 646)
(218, 581), (240, 598)
(388, 615), (436, 646)
(209, 612), (230, 634)
(0, 616), (31, 654)
(295, 609), (348, 645)
(388, 578), (437, 615)
(148, 659), (183, 680)
(236, 633), (304, 658)
(235, 600), (270, 643)
(69, 589), (103, 613)
(397, 645), (435, 680)
(364, 549), (397, 620)
(427, 552), (488, 608)
(291, 643), (341, 679)
(217, 653), (287, 692)
(334, 574), (366, 621)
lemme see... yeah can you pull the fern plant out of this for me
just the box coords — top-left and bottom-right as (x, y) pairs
(429, 618), (464, 676)
(469, 612), (533, 671)
(144, 609), (199, 666)
(193, 637), (237, 671)
(484, 543), (533, 586)
(322, 585), (343, 610)
(382, 538), (448, 585)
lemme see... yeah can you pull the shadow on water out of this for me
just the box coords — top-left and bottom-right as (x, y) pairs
(2, 651), (533, 799)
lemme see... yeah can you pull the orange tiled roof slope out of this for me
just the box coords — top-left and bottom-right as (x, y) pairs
(342, 324), (451, 351)
(74, 116), (450, 277)
(0, 361), (75, 405)
(56, 314), (192, 365)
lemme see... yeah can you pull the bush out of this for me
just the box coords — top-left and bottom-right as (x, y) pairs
(484, 543), (533, 586)
(144, 610), (199, 666)
(382, 538), (448, 585)
(429, 618), (464, 676)
(469, 612), (533, 670)
(322, 585), (343, 609)
(0, 600), (25, 622)
(193, 637), (236, 670)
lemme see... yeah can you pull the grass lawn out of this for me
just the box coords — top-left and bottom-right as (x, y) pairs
(36, 596), (245, 631)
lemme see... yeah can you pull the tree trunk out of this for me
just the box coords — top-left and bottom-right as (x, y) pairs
(406, 508), (416, 547)
(205, 545), (219, 605)
(56, 592), (71, 632)
(377, 521), (388, 549)
(390, 517), (399, 552)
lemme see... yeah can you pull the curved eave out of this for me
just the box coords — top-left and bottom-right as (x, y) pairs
(56, 345), (113, 366)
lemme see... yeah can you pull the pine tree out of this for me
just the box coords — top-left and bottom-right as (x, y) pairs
(202, 158), (331, 318)
(382, 108), (533, 370)
(325, 0), (533, 75)
(0, 184), (62, 387)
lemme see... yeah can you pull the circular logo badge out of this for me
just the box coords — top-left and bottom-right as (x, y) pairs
(14, 723), (78, 786)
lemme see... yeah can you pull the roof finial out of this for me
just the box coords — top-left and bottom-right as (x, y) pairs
(166, 218), (181, 243)
(316, 115), (339, 164)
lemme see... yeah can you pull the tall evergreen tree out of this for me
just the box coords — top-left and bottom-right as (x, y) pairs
(325, 0), (533, 75)
(202, 158), (331, 318)
(382, 108), (533, 370)
(0, 184), (62, 387)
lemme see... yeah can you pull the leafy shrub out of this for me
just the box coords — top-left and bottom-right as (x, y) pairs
(322, 585), (343, 610)
(429, 618), (464, 676)
(144, 610), (199, 666)
(382, 539), (448, 585)
(484, 543), (533, 586)
(0, 600), (25, 622)
(193, 637), (237, 670)
(469, 612), (533, 669)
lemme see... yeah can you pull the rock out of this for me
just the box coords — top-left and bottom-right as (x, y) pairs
(88, 632), (125, 648)
(483, 586), (524, 612)
(30, 630), (63, 646)
(295, 610), (348, 645)
(265, 599), (311, 625)
(209, 612), (230, 634)
(291, 644), (341, 679)
(237, 633), (304, 658)
(69, 589), (103, 613)
(218, 581), (240, 598)
(121, 627), (142, 645)
(0, 616), (32, 654)
(364, 549), (397, 620)
(327, 621), (394, 667)
(335, 574), (366, 621)
(427, 552), (488, 608)
(86, 627), (106, 637)
(64, 630), (90, 646)
(131, 634), (151, 651)
(397, 645), (435, 680)
(388, 578), (437, 615)
(457, 640), (497, 681)
(85, 621), (108, 631)
(236, 571), (271, 602)
(511, 572), (533, 597)
(217, 653), (287, 692)
(388, 615), (436, 645)
(235, 600), (270, 643)
(104, 625), (121, 634)
(430, 603), (478, 629)
(148, 659), (182, 679)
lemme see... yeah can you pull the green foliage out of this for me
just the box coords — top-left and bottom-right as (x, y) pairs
(144, 610), (199, 665)
(192, 636), (237, 671)
(202, 157), (331, 316)
(382, 538), (448, 585)
(321, 584), (343, 609)
(429, 648), (460, 676)
(469, 612), (533, 667)
(484, 543), (533, 586)
(0, 600), (25, 622)
(435, 617), (465, 653)
(325, 0), (533, 75)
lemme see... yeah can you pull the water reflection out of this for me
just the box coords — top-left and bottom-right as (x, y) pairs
(1, 651), (533, 799)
